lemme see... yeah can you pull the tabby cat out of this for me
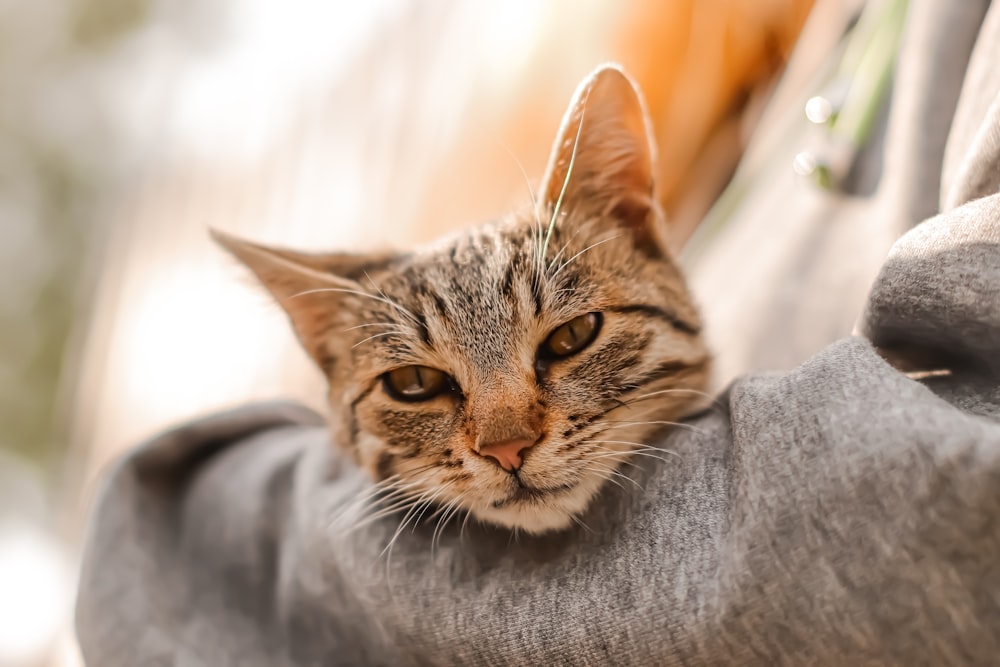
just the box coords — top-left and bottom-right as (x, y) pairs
(213, 65), (711, 534)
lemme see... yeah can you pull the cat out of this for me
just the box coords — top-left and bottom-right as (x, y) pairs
(212, 64), (711, 534)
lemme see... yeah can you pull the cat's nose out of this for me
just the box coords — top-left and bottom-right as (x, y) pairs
(479, 438), (534, 472)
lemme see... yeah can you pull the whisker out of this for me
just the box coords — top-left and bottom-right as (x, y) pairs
(588, 446), (682, 465)
(499, 140), (539, 229)
(541, 107), (586, 263)
(623, 387), (720, 407)
(332, 464), (442, 532)
(342, 321), (403, 332)
(592, 419), (708, 436)
(580, 462), (643, 491)
(459, 507), (476, 543)
(595, 401), (673, 422)
(569, 513), (594, 534)
(588, 454), (671, 469)
(430, 506), (453, 553)
(579, 465), (625, 490)
(572, 405), (700, 444)
(550, 233), (623, 280)
(545, 223), (590, 275)
(578, 465), (630, 492)
(381, 484), (453, 561)
(426, 492), (461, 527)
(407, 488), (448, 535)
(587, 439), (665, 451)
(336, 489), (414, 534)
(358, 484), (437, 517)
(586, 440), (683, 458)
(352, 329), (413, 349)
(349, 497), (426, 533)
(380, 491), (443, 584)
(329, 476), (408, 522)
(288, 286), (419, 326)
(431, 495), (467, 553)
(363, 271), (420, 329)
(589, 454), (645, 472)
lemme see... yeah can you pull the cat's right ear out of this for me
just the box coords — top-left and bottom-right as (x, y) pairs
(211, 229), (366, 369)
(538, 64), (668, 257)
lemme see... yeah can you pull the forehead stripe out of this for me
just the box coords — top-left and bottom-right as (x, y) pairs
(608, 304), (700, 336)
(414, 309), (431, 345)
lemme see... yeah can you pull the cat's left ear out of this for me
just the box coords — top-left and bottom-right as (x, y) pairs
(538, 64), (667, 256)
(210, 229), (388, 370)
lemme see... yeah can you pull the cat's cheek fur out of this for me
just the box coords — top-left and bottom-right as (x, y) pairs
(353, 431), (394, 480)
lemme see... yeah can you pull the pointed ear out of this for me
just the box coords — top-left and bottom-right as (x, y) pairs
(213, 230), (397, 281)
(538, 64), (666, 255)
(211, 229), (373, 371)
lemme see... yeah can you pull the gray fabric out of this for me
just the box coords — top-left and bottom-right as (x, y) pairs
(688, 0), (992, 386)
(77, 2), (1000, 665)
(942, 2), (1000, 210)
(862, 194), (1000, 376)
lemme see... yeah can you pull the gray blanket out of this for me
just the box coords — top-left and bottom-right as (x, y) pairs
(76, 1), (1000, 665)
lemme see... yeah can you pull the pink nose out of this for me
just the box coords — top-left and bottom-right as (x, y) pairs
(479, 438), (535, 472)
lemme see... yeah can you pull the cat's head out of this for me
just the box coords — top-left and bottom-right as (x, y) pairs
(214, 65), (711, 534)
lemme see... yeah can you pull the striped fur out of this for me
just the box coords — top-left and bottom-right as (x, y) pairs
(214, 65), (711, 533)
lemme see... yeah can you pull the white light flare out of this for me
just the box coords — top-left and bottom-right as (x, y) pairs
(0, 526), (73, 664)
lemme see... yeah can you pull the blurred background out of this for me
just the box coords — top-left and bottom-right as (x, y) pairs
(0, 0), (841, 664)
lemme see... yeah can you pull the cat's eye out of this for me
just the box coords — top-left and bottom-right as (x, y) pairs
(542, 312), (602, 358)
(382, 365), (452, 402)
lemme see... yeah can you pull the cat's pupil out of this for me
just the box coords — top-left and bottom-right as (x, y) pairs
(383, 365), (450, 402)
(544, 312), (602, 358)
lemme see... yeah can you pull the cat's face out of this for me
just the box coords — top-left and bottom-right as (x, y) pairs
(214, 65), (711, 534)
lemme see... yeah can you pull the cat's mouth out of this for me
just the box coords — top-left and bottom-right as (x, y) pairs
(491, 480), (577, 508)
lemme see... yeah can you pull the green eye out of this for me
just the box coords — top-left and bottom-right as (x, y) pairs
(382, 365), (452, 402)
(542, 312), (602, 358)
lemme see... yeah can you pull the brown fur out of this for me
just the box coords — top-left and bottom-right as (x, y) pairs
(213, 65), (711, 534)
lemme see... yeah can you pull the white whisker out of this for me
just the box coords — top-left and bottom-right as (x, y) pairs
(459, 507), (476, 543)
(541, 107), (587, 263)
(545, 223), (590, 275)
(580, 466), (625, 491)
(342, 321), (403, 332)
(352, 329), (412, 349)
(587, 445), (682, 465)
(288, 286), (419, 326)
(550, 233), (623, 280)
(569, 513), (594, 533)
(380, 484), (453, 568)
(431, 495), (467, 553)
(581, 461), (643, 491)
(593, 419), (707, 436)
(332, 465), (442, 533)
(363, 271), (420, 329)
(499, 141), (540, 229)
(623, 387), (720, 407)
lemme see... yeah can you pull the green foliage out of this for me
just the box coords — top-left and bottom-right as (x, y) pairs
(0, 0), (143, 468)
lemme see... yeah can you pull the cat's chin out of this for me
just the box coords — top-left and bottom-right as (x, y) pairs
(471, 472), (608, 535)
